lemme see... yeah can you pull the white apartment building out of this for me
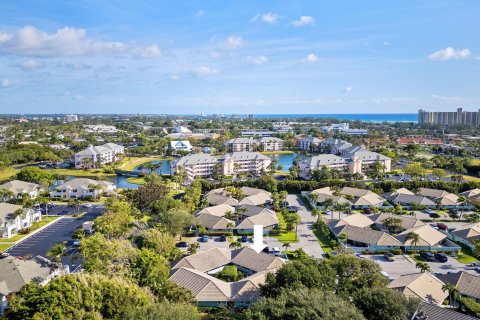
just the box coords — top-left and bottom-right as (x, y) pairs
(84, 125), (121, 134)
(169, 140), (193, 152)
(222, 152), (271, 176)
(298, 136), (323, 151)
(64, 114), (78, 123)
(74, 143), (124, 169)
(0, 180), (40, 200)
(228, 138), (256, 152)
(170, 154), (219, 180)
(0, 203), (41, 238)
(258, 137), (284, 151)
(298, 154), (349, 178)
(50, 178), (116, 199)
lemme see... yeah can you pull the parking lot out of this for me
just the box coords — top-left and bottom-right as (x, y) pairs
(6, 208), (103, 270)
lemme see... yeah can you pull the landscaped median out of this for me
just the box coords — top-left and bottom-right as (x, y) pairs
(0, 216), (61, 251)
(274, 211), (299, 243)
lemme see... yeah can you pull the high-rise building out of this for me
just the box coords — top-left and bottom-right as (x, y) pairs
(418, 108), (480, 126)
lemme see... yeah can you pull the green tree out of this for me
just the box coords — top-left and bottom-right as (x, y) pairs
(442, 283), (460, 307)
(187, 242), (200, 255)
(403, 163), (426, 180)
(229, 240), (242, 249)
(123, 302), (201, 320)
(406, 232), (421, 251)
(382, 217), (404, 234)
(245, 287), (365, 320)
(47, 243), (65, 263)
(353, 287), (419, 320)
(415, 261), (431, 273)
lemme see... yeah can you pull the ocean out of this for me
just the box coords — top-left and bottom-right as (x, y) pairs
(249, 114), (417, 123)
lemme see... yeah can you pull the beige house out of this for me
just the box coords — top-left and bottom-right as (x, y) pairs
(170, 247), (286, 307)
(388, 273), (448, 305)
(0, 180), (40, 200)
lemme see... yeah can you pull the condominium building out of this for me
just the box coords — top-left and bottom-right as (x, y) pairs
(297, 136), (323, 151)
(50, 178), (116, 199)
(0, 203), (41, 238)
(222, 152), (271, 176)
(418, 108), (480, 126)
(84, 125), (121, 134)
(170, 153), (219, 180)
(228, 138), (256, 152)
(74, 143), (124, 169)
(64, 114), (78, 123)
(258, 137), (284, 151)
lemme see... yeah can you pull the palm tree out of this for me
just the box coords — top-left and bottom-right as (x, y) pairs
(282, 242), (291, 251)
(226, 222), (234, 233)
(415, 261), (431, 273)
(309, 192), (319, 207)
(12, 208), (25, 219)
(442, 283), (460, 308)
(0, 189), (14, 201)
(187, 242), (200, 255)
(47, 243), (65, 263)
(406, 232), (421, 252)
(311, 208), (321, 223)
(337, 232), (348, 248)
(229, 240), (242, 249)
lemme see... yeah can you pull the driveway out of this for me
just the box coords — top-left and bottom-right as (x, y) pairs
(365, 254), (417, 279)
(284, 194), (324, 259)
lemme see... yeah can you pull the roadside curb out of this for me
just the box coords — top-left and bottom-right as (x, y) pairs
(3, 215), (65, 252)
(403, 254), (416, 264)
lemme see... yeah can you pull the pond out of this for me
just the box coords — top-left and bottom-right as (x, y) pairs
(133, 159), (171, 175)
(60, 175), (142, 189)
(267, 153), (300, 171)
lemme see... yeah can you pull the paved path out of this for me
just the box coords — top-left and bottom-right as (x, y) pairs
(285, 194), (324, 259)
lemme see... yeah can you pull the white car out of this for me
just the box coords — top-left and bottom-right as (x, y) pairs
(82, 203), (93, 208)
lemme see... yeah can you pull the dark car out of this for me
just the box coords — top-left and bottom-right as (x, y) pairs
(287, 206), (298, 213)
(240, 235), (248, 243)
(0, 252), (10, 259)
(363, 208), (372, 214)
(421, 252), (435, 262)
(434, 253), (448, 262)
(176, 241), (188, 248)
(219, 235), (227, 242)
(200, 235), (209, 242)
(436, 223), (448, 231)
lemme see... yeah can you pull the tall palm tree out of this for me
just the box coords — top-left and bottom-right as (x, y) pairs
(282, 242), (291, 251)
(309, 192), (319, 207)
(406, 232), (421, 252)
(442, 283), (460, 308)
(338, 232), (348, 248)
(415, 261), (431, 273)
(229, 240), (242, 249)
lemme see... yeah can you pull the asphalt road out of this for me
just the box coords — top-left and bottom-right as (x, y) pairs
(6, 208), (103, 270)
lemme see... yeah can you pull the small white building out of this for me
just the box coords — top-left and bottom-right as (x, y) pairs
(169, 140), (193, 152)
(0, 180), (40, 200)
(64, 114), (78, 123)
(222, 152), (271, 176)
(0, 203), (41, 238)
(50, 178), (116, 199)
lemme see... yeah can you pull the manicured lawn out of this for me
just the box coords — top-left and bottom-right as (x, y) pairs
(462, 175), (480, 182)
(0, 243), (12, 251)
(0, 216), (60, 243)
(456, 245), (479, 264)
(312, 224), (334, 254)
(260, 150), (294, 155)
(0, 166), (20, 181)
(275, 212), (299, 243)
(126, 177), (146, 185)
(119, 156), (172, 171)
(48, 168), (116, 177)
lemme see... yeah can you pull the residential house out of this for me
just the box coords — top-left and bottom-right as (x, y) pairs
(0, 180), (40, 200)
(328, 214), (374, 228)
(170, 153), (219, 180)
(258, 137), (284, 151)
(460, 188), (480, 200)
(222, 152), (271, 176)
(297, 136), (322, 151)
(298, 154), (348, 179)
(0, 203), (41, 238)
(438, 271), (480, 303)
(74, 143), (124, 169)
(389, 193), (436, 208)
(388, 273), (448, 305)
(370, 213), (426, 232)
(228, 138), (256, 152)
(339, 187), (386, 208)
(396, 225), (459, 252)
(173, 125), (192, 134)
(0, 256), (68, 316)
(169, 140), (193, 153)
(235, 209), (279, 234)
(170, 247), (286, 307)
(50, 178), (116, 199)
(418, 188), (460, 208)
(414, 302), (478, 320)
(448, 222), (480, 250)
(328, 224), (403, 252)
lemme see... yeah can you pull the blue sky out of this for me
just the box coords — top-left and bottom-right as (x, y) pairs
(0, 0), (479, 114)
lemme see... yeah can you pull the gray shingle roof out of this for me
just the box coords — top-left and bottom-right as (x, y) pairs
(415, 302), (478, 320)
(437, 271), (480, 300)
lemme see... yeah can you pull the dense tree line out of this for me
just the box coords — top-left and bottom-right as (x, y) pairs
(0, 143), (72, 166)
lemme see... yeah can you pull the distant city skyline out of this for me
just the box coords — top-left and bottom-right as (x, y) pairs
(0, 1), (479, 114)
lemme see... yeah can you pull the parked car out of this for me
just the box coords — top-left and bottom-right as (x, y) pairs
(82, 203), (93, 208)
(434, 253), (448, 262)
(354, 252), (365, 259)
(0, 252), (10, 259)
(424, 209), (433, 214)
(436, 223), (448, 231)
(421, 252), (436, 262)
(363, 208), (372, 214)
(200, 235), (209, 242)
(219, 235), (227, 242)
(287, 206), (298, 213)
(429, 212), (441, 218)
(240, 235), (248, 243)
(269, 247), (281, 255)
(176, 241), (188, 248)
(323, 210), (332, 215)
(384, 252), (395, 262)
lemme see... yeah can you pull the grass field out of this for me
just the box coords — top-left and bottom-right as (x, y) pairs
(126, 177), (146, 185)
(456, 244), (479, 264)
(0, 166), (20, 181)
(260, 150), (295, 155)
(119, 156), (173, 171)
(275, 212), (299, 243)
(0, 243), (12, 251)
(49, 168), (117, 177)
(312, 224), (334, 253)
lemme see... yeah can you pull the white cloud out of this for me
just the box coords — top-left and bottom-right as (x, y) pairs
(261, 13), (279, 24)
(169, 74), (181, 81)
(58, 62), (92, 70)
(19, 59), (42, 70)
(193, 66), (219, 76)
(75, 95), (86, 100)
(220, 35), (245, 50)
(476, 56), (480, 61)
(343, 86), (352, 93)
(291, 16), (315, 27)
(244, 55), (268, 65)
(383, 41), (390, 46)
(196, 9), (205, 17)
(0, 26), (162, 58)
(1, 79), (11, 88)
(428, 47), (470, 61)
(304, 53), (318, 62)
